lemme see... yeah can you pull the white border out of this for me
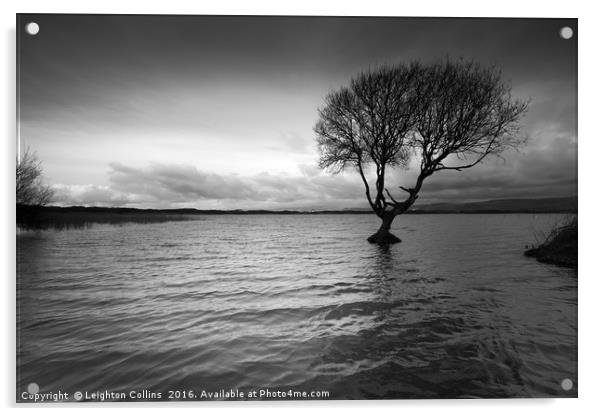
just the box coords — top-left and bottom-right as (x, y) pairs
(2, 1), (599, 415)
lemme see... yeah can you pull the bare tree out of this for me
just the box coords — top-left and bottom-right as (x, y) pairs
(315, 60), (528, 244)
(16, 148), (54, 206)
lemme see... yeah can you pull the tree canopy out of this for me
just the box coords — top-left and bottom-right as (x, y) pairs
(315, 59), (528, 220)
(16, 148), (54, 206)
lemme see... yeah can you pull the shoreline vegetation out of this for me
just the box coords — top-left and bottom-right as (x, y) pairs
(525, 217), (578, 269)
(17, 197), (576, 231)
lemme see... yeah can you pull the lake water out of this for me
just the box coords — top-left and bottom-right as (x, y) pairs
(16, 214), (577, 400)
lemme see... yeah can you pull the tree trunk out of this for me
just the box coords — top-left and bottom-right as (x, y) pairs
(367, 212), (401, 244)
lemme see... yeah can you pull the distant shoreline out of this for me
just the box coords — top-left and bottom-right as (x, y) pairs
(18, 204), (577, 216)
(16, 200), (577, 231)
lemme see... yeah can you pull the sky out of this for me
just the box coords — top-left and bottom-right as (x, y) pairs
(18, 15), (577, 209)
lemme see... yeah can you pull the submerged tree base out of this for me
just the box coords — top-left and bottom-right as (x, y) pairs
(367, 231), (402, 245)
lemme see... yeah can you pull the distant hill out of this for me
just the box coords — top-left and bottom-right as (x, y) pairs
(18, 197), (577, 220)
(411, 197), (577, 213)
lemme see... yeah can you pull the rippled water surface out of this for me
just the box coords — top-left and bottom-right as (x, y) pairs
(17, 214), (577, 399)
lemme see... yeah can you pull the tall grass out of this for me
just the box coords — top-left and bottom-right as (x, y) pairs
(17, 206), (197, 231)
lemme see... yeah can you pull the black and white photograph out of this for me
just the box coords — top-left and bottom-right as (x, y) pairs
(16, 13), (577, 402)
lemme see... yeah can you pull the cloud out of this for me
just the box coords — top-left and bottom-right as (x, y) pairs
(51, 130), (576, 209)
(108, 163), (256, 201)
(22, 15), (576, 212)
(390, 133), (577, 203)
(51, 184), (142, 207)
(52, 162), (366, 210)
(298, 163), (321, 177)
(263, 131), (315, 155)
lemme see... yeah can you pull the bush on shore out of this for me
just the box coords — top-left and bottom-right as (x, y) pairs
(525, 217), (577, 268)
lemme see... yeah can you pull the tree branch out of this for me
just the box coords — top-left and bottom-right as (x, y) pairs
(357, 162), (377, 212)
(384, 188), (400, 204)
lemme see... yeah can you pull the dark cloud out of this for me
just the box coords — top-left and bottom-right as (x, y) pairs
(390, 134), (577, 204)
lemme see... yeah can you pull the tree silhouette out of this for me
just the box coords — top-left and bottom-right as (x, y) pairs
(315, 60), (528, 244)
(16, 148), (54, 206)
